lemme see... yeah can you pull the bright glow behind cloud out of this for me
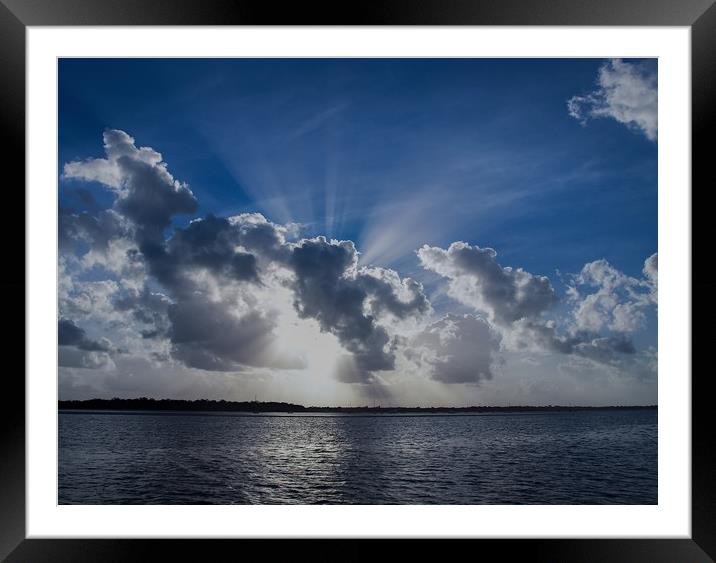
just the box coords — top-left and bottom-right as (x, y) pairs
(58, 129), (658, 405)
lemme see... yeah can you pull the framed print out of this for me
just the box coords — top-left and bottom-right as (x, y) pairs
(2, 1), (713, 561)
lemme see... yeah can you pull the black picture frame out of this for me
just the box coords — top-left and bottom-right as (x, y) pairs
(2, 1), (712, 561)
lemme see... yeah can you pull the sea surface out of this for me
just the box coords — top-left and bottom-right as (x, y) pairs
(58, 409), (657, 504)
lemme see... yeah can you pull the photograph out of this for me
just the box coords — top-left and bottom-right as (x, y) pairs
(0, 0), (709, 554)
(56, 57), (659, 506)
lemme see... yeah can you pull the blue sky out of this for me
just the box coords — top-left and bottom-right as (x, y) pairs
(59, 59), (656, 274)
(57, 58), (658, 405)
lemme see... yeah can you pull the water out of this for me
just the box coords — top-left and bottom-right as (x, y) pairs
(58, 409), (657, 504)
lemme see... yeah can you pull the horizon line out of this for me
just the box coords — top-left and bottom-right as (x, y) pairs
(58, 397), (658, 410)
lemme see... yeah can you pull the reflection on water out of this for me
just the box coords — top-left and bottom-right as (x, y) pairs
(59, 410), (657, 504)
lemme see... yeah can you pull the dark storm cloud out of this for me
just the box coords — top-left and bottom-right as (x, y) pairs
(229, 213), (293, 261)
(418, 242), (558, 325)
(112, 156), (197, 240)
(58, 318), (88, 346)
(290, 237), (429, 381)
(153, 222), (429, 379)
(167, 298), (303, 372)
(165, 214), (259, 283)
(573, 334), (636, 362)
(357, 268), (430, 319)
(61, 132), (437, 379)
(63, 129), (198, 243)
(512, 319), (637, 364)
(411, 314), (500, 384)
(290, 237), (394, 377)
(142, 213), (293, 298)
(119, 210), (302, 371)
(113, 288), (172, 337)
(59, 129), (652, 390)
(62, 132), (291, 373)
(136, 214), (296, 371)
(58, 319), (115, 369)
(58, 318), (112, 352)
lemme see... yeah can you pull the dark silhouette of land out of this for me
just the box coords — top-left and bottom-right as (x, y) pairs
(58, 397), (657, 414)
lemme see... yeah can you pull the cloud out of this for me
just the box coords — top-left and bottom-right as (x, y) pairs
(167, 299), (303, 371)
(112, 288), (172, 338)
(643, 252), (658, 301)
(60, 132), (430, 380)
(60, 132), (294, 373)
(58, 347), (115, 370)
(59, 279), (120, 320)
(58, 129), (657, 401)
(572, 334), (636, 363)
(63, 129), (198, 241)
(409, 314), (500, 384)
(418, 241), (655, 368)
(417, 241), (557, 326)
(357, 267), (431, 320)
(290, 236), (429, 381)
(567, 59), (657, 141)
(154, 214), (261, 294)
(58, 318), (113, 352)
(136, 220), (429, 380)
(59, 208), (128, 252)
(58, 319), (115, 369)
(518, 252), (657, 364)
(141, 214), (305, 372)
(567, 254), (657, 334)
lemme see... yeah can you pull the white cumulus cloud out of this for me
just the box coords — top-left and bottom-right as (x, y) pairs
(567, 59), (657, 141)
(58, 129), (658, 402)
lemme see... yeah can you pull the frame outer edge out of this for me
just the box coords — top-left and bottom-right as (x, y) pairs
(0, 0), (715, 26)
(0, 1), (26, 562)
(692, 1), (716, 560)
(5, 0), (716, 560)
(1, 538), (715, 562)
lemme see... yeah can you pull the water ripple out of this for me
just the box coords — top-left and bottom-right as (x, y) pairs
(59, 410), (657, 504)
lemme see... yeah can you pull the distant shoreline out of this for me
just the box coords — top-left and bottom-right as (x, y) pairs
(58, 398), (657, 415)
